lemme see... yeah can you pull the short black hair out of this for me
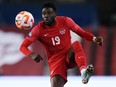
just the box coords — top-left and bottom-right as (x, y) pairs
(42, 2), (56, 11)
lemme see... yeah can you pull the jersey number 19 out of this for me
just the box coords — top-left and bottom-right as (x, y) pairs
(51, 36), (60, 45)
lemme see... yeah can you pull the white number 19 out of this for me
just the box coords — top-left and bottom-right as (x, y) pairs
(51, 36), (60, 45)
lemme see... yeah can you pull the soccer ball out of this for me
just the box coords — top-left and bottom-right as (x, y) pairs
(15, 11), (34, 30)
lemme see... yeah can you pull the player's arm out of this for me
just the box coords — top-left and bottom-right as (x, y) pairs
(66, 17), (103, 46)
(20, 26), (43, 63)
(72, 24), (103, 46)
(20, 38), (43, 63)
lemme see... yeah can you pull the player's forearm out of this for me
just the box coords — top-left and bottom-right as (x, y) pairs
(29, 52), (37, 59)
(76, 30), (95, 41)
(20, 45), (43, 63)
(81, 31), (94, 41)
(72, 25), (94, 41)
(20, 39), (43, 62)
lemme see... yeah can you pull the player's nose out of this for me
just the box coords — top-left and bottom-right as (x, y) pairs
(44, 13), (48, 17)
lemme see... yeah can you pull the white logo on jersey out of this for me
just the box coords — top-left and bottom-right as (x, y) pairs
(44, 33), (49, 36)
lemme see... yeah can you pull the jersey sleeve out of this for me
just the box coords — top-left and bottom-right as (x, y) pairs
(20, 25), (40, 56)
(66, 17), (94, 41)
(26, 25), (40, 42)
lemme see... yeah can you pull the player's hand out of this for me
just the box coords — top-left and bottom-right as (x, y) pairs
(95, 37), (103, 46)
(30, 52), (43, 63)
(34, 54), (43, 63)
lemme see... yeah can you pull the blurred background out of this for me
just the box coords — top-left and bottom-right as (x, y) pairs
(0, 0), (116, 85)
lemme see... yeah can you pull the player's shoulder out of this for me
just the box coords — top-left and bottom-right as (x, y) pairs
(31, 25), (38, 33)
(31, 21), (42, 32)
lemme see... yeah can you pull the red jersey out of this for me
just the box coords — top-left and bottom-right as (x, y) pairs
(20, 16), (94, 60)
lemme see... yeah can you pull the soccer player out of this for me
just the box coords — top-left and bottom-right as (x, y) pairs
(20, 2), (103, 87)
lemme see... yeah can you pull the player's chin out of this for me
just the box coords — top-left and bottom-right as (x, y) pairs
(44, 21), (51, 25)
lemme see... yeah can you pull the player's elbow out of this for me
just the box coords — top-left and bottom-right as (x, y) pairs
(19, 39), (32, 56)
(19, 44), (31, 56)
(19, 44), (26, 55)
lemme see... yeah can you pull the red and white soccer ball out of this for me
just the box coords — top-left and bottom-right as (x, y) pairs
(15, 11), (34, 30)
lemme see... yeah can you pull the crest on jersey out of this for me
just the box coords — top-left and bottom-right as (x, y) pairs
(59, 28), (66, 34)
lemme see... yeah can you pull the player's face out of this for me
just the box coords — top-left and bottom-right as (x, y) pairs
(42, 7), (56, 26)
